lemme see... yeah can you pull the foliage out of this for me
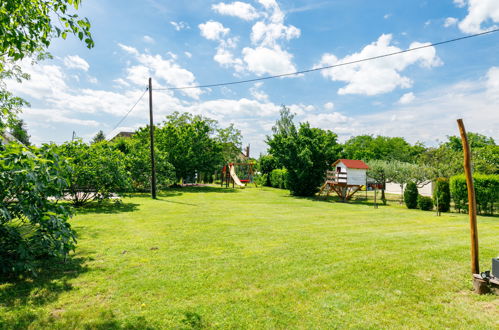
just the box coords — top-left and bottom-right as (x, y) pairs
(8, 119), (30, 145)
(254, 173), (268, 187)
(472, 145), (499, 175)
(445, 132), (495, 152)
(0, 0), (93, 132)
(433, 178), (450, 212)
(418, 144), (462, 179)
(91, 130), (106, 144)
(450, 174), (499, 214)
(57, 140), (130, 206)
(342, 135), (424, 163)
(257, 154), (279, 186)
(403, 182), (418, 209)
(366, 159), (390, 204)
(156, 112), (223, 183)
(216, 123), (243, 163)
(266, 106), (341, 196)
(112, 135), (176, 191)
(417, 195), (434, 211)
(0, 142), (75, 274)
(269, 168), (289, 189)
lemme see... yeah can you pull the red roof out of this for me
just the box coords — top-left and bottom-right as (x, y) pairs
(332, 159), (369, 169)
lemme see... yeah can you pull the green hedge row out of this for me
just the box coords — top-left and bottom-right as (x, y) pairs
(450, 174), (499, 214)
(270, 168), (289, 189)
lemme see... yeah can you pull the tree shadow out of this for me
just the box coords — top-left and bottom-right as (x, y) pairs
(75, 201), (140, 215)
(0, 256), (89, 308)
(166, 185), (239, 194)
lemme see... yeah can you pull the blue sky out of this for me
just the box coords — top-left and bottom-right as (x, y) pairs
(9, 0), (499, 155)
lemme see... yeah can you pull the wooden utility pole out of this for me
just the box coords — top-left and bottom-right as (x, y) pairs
(457, 119), (488, 293)
(149, 78), (157, 199)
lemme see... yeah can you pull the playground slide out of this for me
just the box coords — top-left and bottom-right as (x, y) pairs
(229, 164), (245, 187)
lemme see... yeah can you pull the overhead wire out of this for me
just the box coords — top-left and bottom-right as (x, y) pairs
(152, 28), (499, 91)
(106, 87), (148, 138)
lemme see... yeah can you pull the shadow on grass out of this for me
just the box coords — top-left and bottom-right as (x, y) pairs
(75, 201), (140, 215)
(0, 256), (89, 308)
(166, 185), (239, 194)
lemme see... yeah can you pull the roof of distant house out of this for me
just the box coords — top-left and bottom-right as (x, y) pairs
(110, 131), (134, 141)
(332, 159), (369, 169)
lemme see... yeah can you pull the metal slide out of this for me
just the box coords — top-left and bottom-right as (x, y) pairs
(229, 164), (245, 187)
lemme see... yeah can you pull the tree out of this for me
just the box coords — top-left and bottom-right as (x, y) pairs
(418, 144), (462, 179)
(113, 133), (176, 191)
(156, 112), (224, 183)
(446, 132), (495, 152)
(1, 0), (94, 132)
(267, 105), (341, 196)
(9, 119), (30, 145)
(433, 178), (451, 212)
(91, 130), (106, 144)
(404, 181), (419, 209)
(257, 154), (279, 186)
(57, 140), (130, 206)
(216, 123), (242, 163)
(366, 159), (389, 204)
(0, 142), (75, 274)
(342, 135), (423, 163)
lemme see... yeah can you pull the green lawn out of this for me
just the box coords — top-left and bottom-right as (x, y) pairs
(1, 186), (498, 329)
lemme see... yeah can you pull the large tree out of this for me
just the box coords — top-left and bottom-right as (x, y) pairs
(156, 112), (223, 183)
(267, 106), (341, 196)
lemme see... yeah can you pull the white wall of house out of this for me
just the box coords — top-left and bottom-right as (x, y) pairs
(347, 168), (367, 185)
(385, 181), (434, 197)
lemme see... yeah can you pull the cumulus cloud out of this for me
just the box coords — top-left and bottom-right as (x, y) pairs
(324, 102), (334, 110)
(457, 0), (499, 33)
(315, 34), (442, 96)
(212, 1), (260, 21)
(199, 21), (230, 41)
(242, 45), (296, 75)
(444, 17), (458, 27)
(63, 55), (90, 71)
(398, 92), (415, 104)
(118, 44), (202, 99)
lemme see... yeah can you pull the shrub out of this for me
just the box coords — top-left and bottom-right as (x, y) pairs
(418, 195), (434, 211)
(270, 168), (289, 189)
(57, 140), (131, 206)
(433, 178), (451, 212)
(404, 181), (418, 209)
(450, 174), (499, 214)
(0, 142), (75, 275)
(254, 173), (268, 187)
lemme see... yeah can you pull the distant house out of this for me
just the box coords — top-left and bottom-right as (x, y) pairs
(109, 131), (134, 141)
(331, 159), (369, 186)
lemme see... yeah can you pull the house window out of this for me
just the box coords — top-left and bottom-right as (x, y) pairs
(336, 166), (342, 172)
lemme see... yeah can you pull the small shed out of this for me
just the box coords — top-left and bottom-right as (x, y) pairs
(331, 159), (369, 186)
(318, 159), (369, 201)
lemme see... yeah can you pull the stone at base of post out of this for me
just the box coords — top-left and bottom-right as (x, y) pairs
(472, 274), (490, 294)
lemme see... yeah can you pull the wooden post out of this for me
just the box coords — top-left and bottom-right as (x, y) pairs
(456, 119), (486, 293)
(149, 78), (157, 199)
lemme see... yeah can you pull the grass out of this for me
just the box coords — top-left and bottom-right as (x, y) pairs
(1, 186), (498, 329)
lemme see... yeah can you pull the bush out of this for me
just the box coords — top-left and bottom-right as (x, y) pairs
(57, 140), (131, 206)
(433, 178), (451, 212)
(404, 182), (418, 209)
(450, 174), (499, 214)
(254, 173), (268, 187)
(418, 195), (434, 211)
(270, 168), (289, 189)
(0, 142), (75, 275)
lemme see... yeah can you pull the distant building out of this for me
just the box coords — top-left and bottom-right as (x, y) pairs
(331, 159), (369, 186)
(109, 131), (134, 141)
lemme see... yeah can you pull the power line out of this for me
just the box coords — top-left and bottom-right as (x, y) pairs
(106, 87), (148, 138)
(152, 28), (499, 91)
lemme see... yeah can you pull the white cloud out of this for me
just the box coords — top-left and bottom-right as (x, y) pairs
(398, 92), (415, 104)
(303, 112), (353, 131)
(88, 76), (98, 84)
(199, 21), (230, 41)
(143, 35), (155, 43)
(250, 83), (269, 102)
(324, 102), (334, 110)
(454, 0), (466, 8)
(170, 21), (190, 31)
(486, 66), (499, 98)
(119, 45), (202, 99)
(384, 14), (391, 19)
(315, 34), (442, 96)
(23, 108), (100, 127)
(242, 45), (296, 75)
(212, 1), (260, 21)
(184, 51), (192, 58)
(63, 55), (90, 71)
(458, 0), (499, 33)
(444, 17), (458, 27)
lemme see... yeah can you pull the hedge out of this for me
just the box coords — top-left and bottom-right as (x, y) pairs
(450, 174), (499, 214)
(270, 168), (289, 189)
(417, 195), (434, 211)
(404, 182), (418, 209)
(433, 178), (451, 212)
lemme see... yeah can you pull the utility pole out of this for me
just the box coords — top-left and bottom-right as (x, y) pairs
(72, 131), (76, 141)
(149, 78), (157, 199)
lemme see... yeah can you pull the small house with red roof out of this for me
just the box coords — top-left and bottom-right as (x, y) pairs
(331, 159), (369, 186)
